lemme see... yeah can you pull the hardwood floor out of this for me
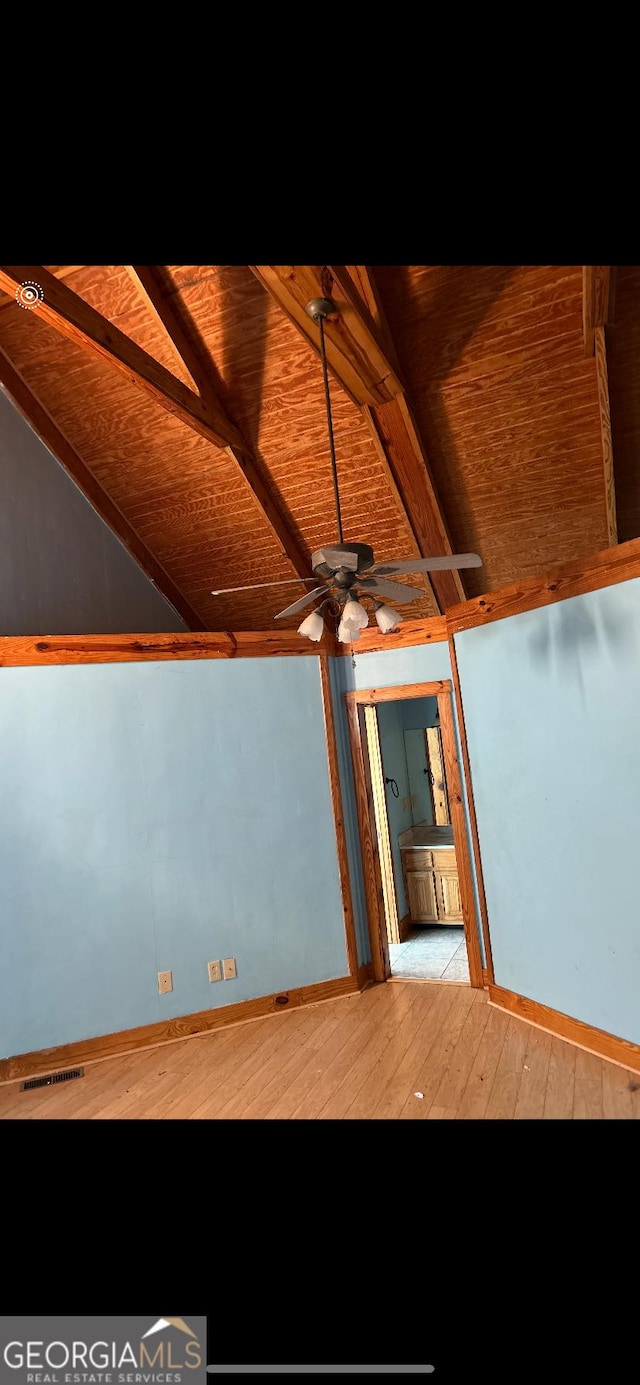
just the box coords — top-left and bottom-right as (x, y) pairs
(1, 982), (639, 1120)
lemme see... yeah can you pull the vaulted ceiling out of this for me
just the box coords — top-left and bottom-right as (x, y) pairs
(0, 263), (634, 632)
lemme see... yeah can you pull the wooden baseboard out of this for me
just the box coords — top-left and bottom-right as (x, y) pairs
(489, 984), (640, 1075)
(0, 974), (360, 1085)
(357, 962), (374, 990)
(398, 914), (413, 943)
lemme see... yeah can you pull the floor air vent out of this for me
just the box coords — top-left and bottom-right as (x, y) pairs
(21, 1067), (84, 1092)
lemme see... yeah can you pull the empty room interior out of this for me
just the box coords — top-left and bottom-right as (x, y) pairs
(2, 262), (640, 1120)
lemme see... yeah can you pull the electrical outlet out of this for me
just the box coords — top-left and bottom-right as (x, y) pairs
(222, 957), (237, 980)
(402, 796), (411, 812)
(207, 960), (222, 983)
(157, 970), (173, 994)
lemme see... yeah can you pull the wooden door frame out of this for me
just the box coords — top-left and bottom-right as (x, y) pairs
(344, 680), (484, 988)
(364, 704), (401, 945)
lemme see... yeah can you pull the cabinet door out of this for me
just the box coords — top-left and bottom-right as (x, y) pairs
(436, 870), (464, 922)
(406, 869), (439, 922)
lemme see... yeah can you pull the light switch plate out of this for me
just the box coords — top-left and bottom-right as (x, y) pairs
(158, 970), (173, 994)
(222, 957), (237, 980)
(208, 960), (222, 983)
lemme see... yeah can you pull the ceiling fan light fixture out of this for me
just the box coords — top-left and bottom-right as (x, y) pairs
(337, 616), (361, 644)
(297, 609), (325, 642)
(215, 295), (483, 628)
(343, 595), (369, 629)
(374, 602), (402, 633)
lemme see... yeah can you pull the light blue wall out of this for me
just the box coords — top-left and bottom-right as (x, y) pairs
(401, 696), (438, 731)
(454, 577), (640, 1045)
(402, 696), (438, 826)
(377, 702), (414, 918)
(0, 656), (348, 1058)
(352, 641), (452, 689)
(0, 387), (186, 635)
(404, 729), (433, 828)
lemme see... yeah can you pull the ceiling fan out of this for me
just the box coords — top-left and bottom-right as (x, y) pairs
(212, 296), (482, 643)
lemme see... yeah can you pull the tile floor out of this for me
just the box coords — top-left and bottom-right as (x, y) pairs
(388, 925), (470, 982)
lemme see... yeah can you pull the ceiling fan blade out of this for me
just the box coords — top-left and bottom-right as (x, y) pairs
(368, 552), (483, 576)
(211, 577), (316, 595)
(274, 586), (329, 619)
(357, 577), (424, 603)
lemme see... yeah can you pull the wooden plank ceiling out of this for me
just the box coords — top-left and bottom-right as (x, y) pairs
(0, 263), (625, 631)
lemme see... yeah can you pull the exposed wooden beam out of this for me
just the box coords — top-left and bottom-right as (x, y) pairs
(343, 265), (405, 378)
(582, 267), (616, 540)
(0, 265), (85, 311)
(347, 265), (465, 608)
(252, 265), (466, 611)
(0, 629), (334, 666)
(0, 347), (206, 631)
(583, 266), (610, 356)
(249, 264), (404, 406)
(0, 264), (247, 451)
(363, 402), (439, 616)
(0, 265), (312, 582)
(125, 264), (213, 398)
(594, 325), (617, 545)
(364, 397), (465, 609)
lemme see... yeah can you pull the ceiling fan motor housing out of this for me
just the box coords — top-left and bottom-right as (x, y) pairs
(311, 542), (375, 584)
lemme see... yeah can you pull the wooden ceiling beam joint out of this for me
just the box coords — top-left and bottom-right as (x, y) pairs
(249, 265), (404, 406)
(0, 265), (312, 589)
(583, 266), (611, 356)
(0, 265), (247, 452)
(252, 264), (467, 612)
(124, 264), (216, 401)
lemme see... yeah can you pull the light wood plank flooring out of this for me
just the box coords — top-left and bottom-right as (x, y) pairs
(1, 982), (639, 1120)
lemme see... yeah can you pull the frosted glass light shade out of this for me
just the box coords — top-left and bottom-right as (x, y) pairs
(297, 610), (325, 641)
(337, 617), (361, 644)
(374, 604), (402, 633)
(343, 597), (369, 630)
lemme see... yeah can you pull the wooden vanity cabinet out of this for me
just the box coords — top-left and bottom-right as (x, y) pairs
(401, 844), (463, 925)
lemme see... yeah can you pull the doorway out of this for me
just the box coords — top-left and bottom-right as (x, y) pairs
(366, 696), (469, 983)
(345, 680), (483, 988)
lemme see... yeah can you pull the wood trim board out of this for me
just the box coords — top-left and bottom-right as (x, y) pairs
(0, 630), (334, 666)
(318, 655), (359, 978)
(352, 616), (448, 652)
(345, 696), (389, 983)
(446, 534), (640, 635)
(489, 984), (640, 1076)
(0, 973), (365, 1085)
(448, 636), (495, 982)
